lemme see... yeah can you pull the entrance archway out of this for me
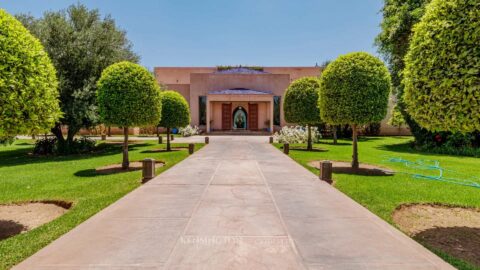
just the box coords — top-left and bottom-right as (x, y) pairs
(233, 106), (247, 129)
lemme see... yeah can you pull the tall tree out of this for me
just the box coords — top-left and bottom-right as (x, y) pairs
(283, 77), (322, 151)
(17, 4), (138, 150)
(0, 9), (61, 143)
(375, 0), (432, 144)
(319, 52), (391, 169)
(97, 62), (162, 169)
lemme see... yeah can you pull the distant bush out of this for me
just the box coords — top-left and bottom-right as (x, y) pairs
(33, 137), (96, 155)
(33, 137), (58, 155)
(363, 123), (381, 136)
(179, 125), (200, 137)
(274, 126), (321, 144)
(413, 132), (480, 157)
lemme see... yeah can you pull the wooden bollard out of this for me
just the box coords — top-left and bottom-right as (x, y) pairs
(319, 160), (333, 184)
(142, 158), (156, 183)
(170, 134), (174, 141)
(283, 143), (289, 155)
(188, 143), (194, 154)
(158, 136), (162, 144)
(269, 137), (273, 143)
(205, 136), (209, 144)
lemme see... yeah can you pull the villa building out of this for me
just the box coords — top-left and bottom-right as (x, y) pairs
(155, 66), (320, 133)
(154, 66), (409, 135)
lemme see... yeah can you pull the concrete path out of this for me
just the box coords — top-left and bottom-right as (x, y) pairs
(15, 136), (453, 270)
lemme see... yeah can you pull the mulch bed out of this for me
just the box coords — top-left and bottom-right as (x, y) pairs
(95, 161), (164, 174)
(393, 204), (480, 267)
(308, 160), (394, 176)
(0, 201), (70, 240)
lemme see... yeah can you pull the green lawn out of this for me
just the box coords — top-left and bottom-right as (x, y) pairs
(0, 140), (203, 270)
(276, 136), (480, 270)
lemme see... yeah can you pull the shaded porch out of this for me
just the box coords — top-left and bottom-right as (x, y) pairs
(206, 88), (274, 133)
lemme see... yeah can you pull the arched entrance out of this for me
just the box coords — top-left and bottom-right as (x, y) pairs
(233, 106), (247, 129)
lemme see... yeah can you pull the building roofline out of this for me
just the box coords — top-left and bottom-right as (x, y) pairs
(154, 66), (321, 69)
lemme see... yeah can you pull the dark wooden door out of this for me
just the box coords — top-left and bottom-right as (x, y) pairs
(221, 103), (232, 130)
(248, 104), (258, 130)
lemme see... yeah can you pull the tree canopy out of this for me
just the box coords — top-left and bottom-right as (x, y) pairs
(159, 91), (190, 129)
(403, 0), (480, 133)
(97, 62), (162, 127)
(375, 0), (435, 144)
(0, 9), (61, 142)
(284, 77), (322, 125)
(319, 52), (391, 125)
(17, 4), (138, 145)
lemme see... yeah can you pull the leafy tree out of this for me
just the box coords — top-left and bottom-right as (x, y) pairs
(403, 0), (480, 133)
(388, 104), (406, 128)
(159, 91), (190, 151)
(0, 9), (61, 143)
(319, 52), (391, 169)
(97, 62), (162, 169)
(375, 0), (438, 144)
(17, 4), (138, 150)
(283, 77), (322, 150)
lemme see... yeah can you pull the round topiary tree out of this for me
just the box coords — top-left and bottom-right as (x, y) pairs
(159, 91), (190, 151)
(97, 61), (162, 169)
(0, 9), (61, 143)
(319, 52), (391, 169)
(403, 0), (480, 133)
(284, 77), (322, 150)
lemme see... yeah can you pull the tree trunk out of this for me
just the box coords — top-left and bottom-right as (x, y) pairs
(122, 127), (129, 169)
(66, 126), (80, 145)
(51, 124), (65, 143)
(307, 125), (313, 151)
(107, 126), (111, 137)
(351, 124), (359, 169)
(333, 125), (337, 145)
(166, 127), (171, 151)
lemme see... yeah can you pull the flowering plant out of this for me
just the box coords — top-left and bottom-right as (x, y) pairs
(273, 126), (321, 144)
(179, 125), (200, 137)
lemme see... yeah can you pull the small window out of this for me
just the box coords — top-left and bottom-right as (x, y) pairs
(199, 96), (207, 125)
(273, 96), (281, 126)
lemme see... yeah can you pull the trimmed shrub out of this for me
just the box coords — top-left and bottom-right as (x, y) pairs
(403, 0), (480, 133)
(97, 61), (162, 169)
(319, 52), (391, 168)
(284, 77), (322, 150)
(159, 91), (190, 151)
(0, 9), (61, 141)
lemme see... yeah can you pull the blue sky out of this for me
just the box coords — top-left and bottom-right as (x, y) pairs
(3, 0), (383, 69)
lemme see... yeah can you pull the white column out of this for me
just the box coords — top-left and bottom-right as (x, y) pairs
(206, 99), (210, 133)
(270, 99), (274, 133)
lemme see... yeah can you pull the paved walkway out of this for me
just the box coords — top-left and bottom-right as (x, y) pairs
(15, 136), (453, 269)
